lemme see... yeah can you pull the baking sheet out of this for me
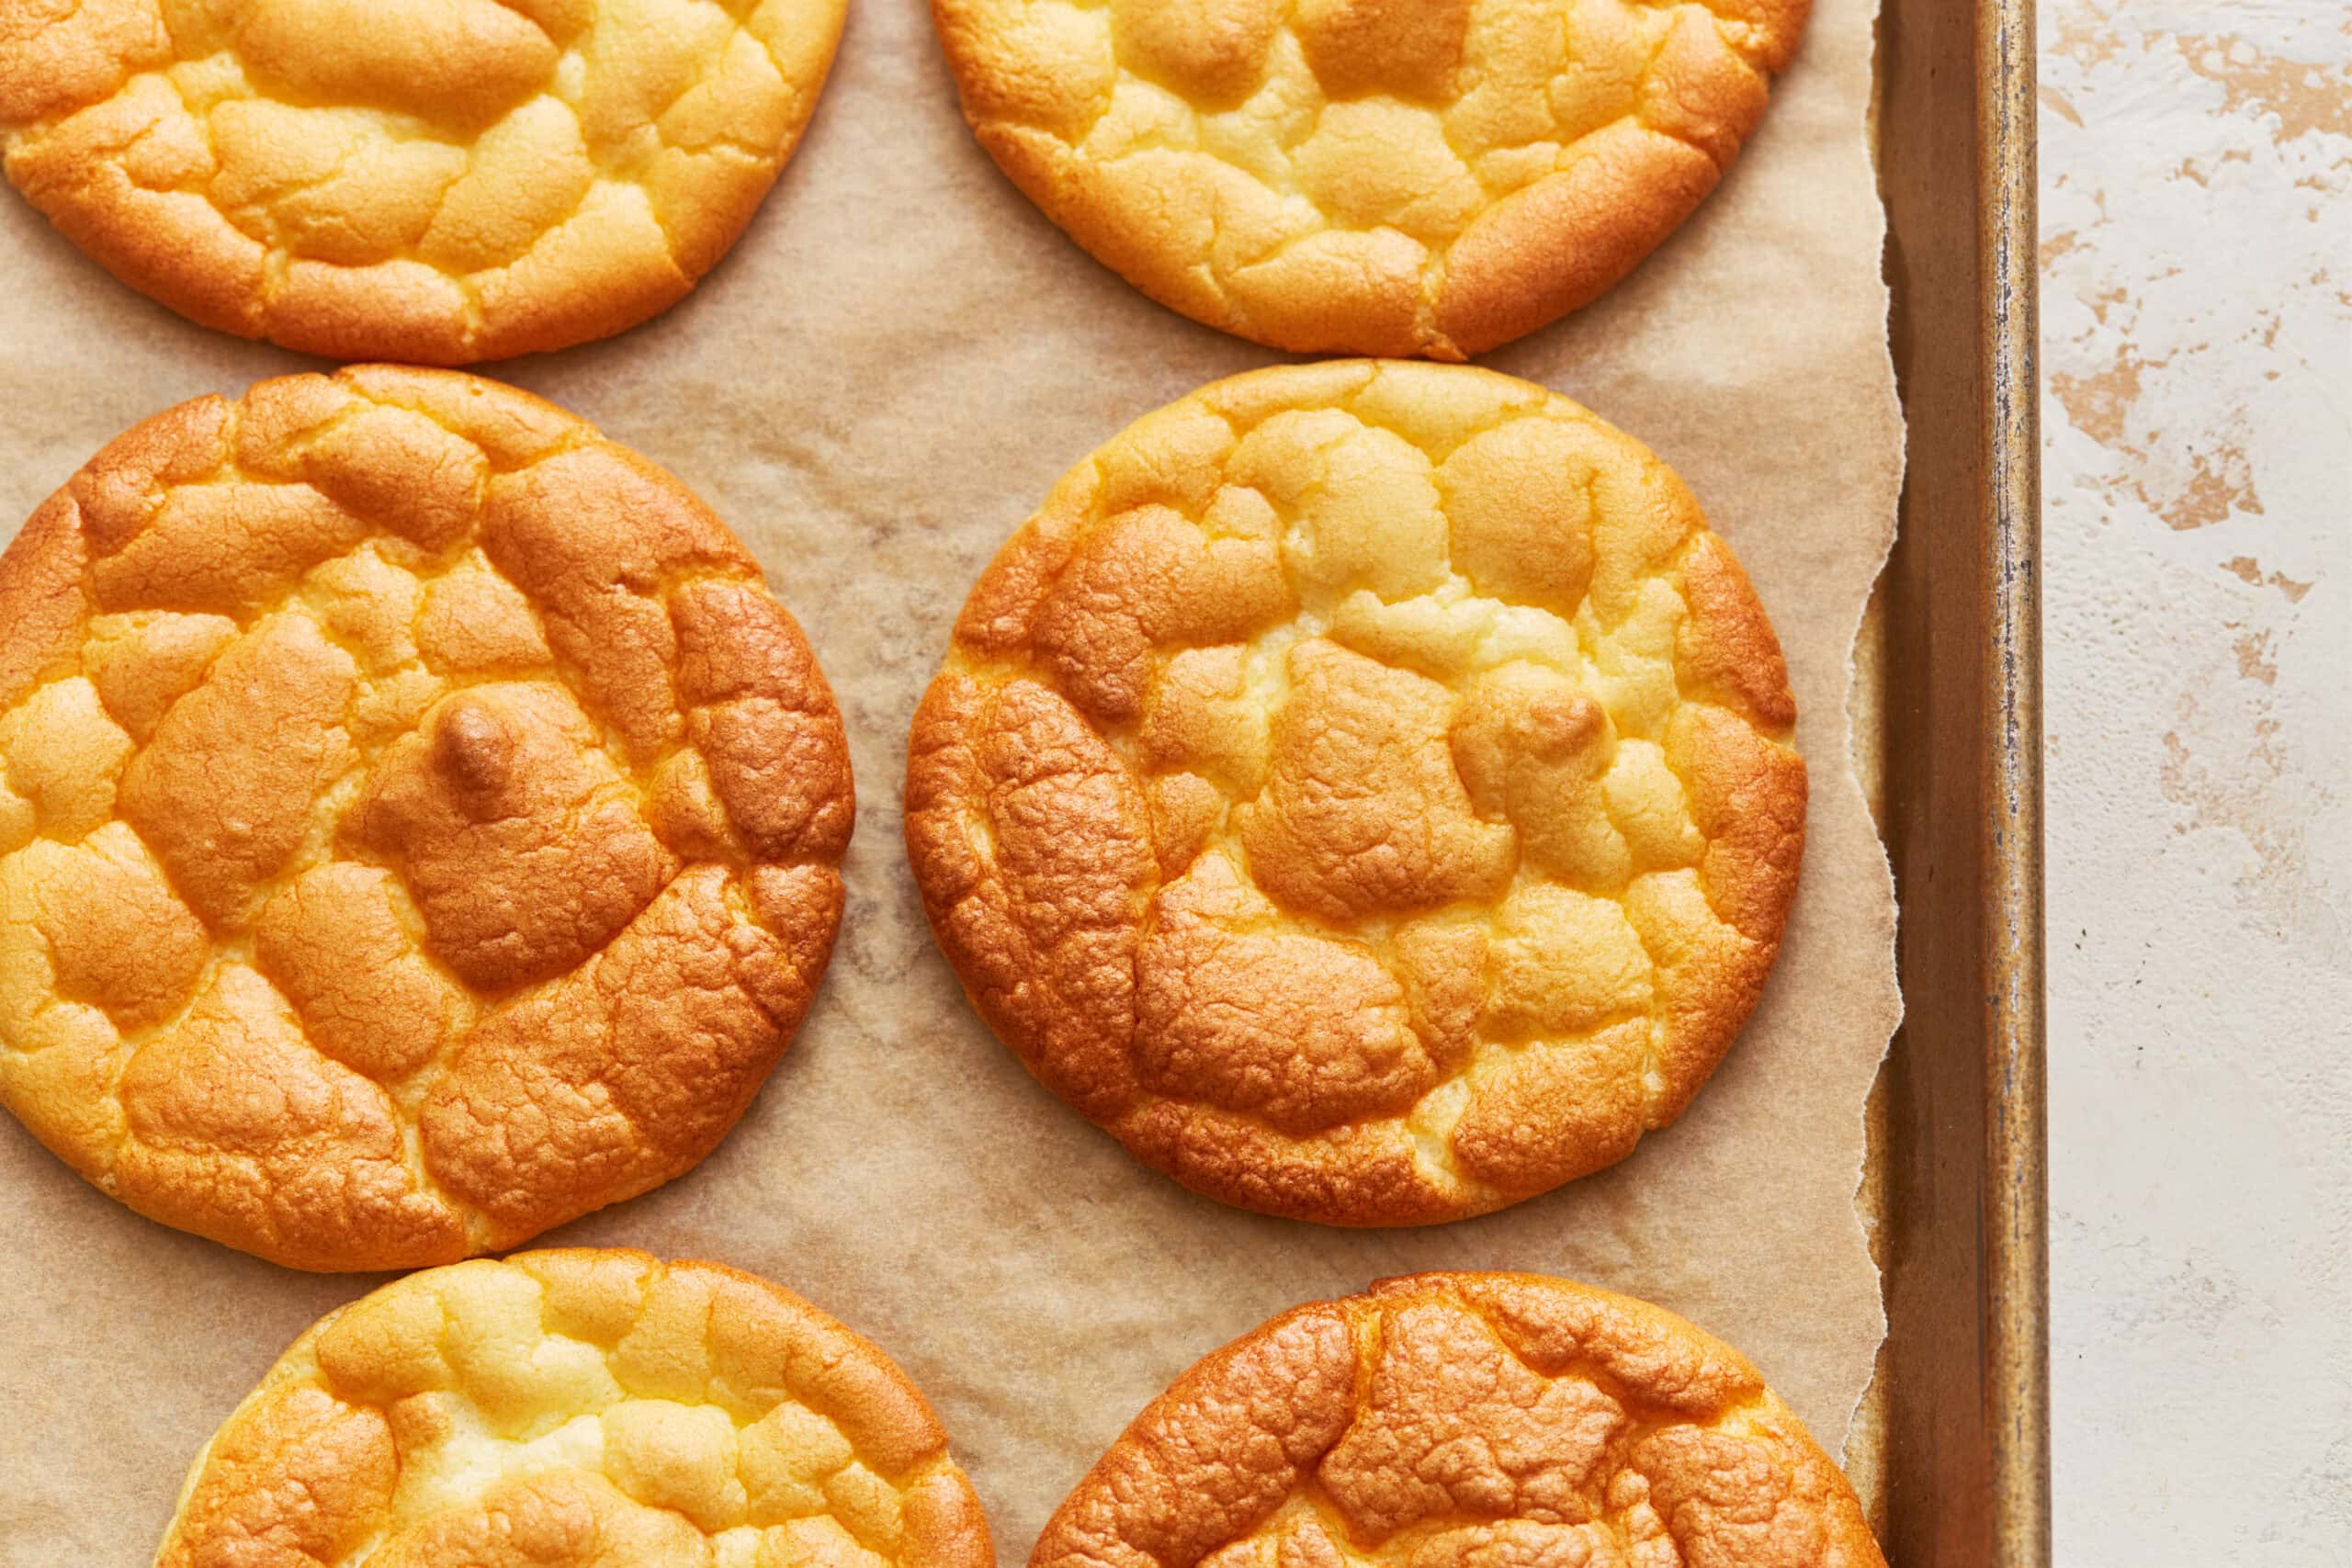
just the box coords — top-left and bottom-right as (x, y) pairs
(1871, 0), (2050, 1555)
(0, 0), (1903, 1560)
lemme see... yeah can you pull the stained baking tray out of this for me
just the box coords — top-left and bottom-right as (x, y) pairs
(0, 0), (2046, 1560)
(1857, 0), (2050, 1560)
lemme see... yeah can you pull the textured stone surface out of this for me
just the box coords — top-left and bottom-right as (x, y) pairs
(2041, 0), (2352, 1558)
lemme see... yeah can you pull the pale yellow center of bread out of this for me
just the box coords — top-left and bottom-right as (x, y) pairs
(908, 361), (1804, 1223)
(932, 0), (1809, 355)
(0, 367), (852, 1271)
(0, 0), (846, 357)
(156, 1254), (988, 1568)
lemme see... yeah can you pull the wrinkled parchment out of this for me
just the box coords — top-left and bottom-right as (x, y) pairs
(0, 1), (1900, 1560)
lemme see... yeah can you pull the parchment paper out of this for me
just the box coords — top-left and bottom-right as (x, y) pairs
(0, 1), (1902, 1560)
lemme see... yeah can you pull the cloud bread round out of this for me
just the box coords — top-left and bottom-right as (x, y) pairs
(906, 361), (1804, 1225)
(153, 1249), (996, 1568)
(0, 367), (854, 1270)
(930, 0), (1807, 359)
(1033, 1272), (1884, 1568)
(0, 0), (847, 362)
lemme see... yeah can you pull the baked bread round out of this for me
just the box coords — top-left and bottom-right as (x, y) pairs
(930, 0), (1808, 358)
(0, 366), (853, 1270)
(1035, 1272), (1883, 1568)
(0, 0), (847, 362)
(906, 361), (1804, 1225)
(154, 1249), (995, 1568)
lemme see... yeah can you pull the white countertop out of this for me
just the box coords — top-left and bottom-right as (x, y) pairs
(2040, 0), (2350, 1556)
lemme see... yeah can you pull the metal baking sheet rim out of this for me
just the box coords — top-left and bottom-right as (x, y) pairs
(1861, 0), (2049, 1562)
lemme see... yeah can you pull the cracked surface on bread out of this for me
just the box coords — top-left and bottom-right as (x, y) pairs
(930, 0), (1807, 358)
(1032, 1273), (1883, 1568)
(154, 1250), (995, 1568)
(0, 367), (853, 1270)
(906, 361), (1802, 1225)
(0, 0), (846, 362)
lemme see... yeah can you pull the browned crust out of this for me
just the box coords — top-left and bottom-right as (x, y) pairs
(1033, 1272), (1884, 1568)
(0, 367), (853, 1270)
(155, 1249), (996, 1568)
(931, 0), (1812, 358)
(905, 361), (1804, 1226)
(0, 0), (849, 363)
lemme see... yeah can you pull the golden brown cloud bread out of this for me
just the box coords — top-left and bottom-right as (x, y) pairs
(1034, 1272), (1884, 1568)
(906, 361), (1803, 1225)
(153, 1250), (995, 1568)
(0, 367), (853, 1270)
(929, 0), (1808, 359)
(0, 0), (847, 363)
